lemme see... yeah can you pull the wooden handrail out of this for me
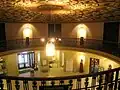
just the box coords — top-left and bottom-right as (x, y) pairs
(0, 38), (119, 90)
(0, 67), (120, 81)
(0, 38), (119, 44)
(0, 38), (119, 57)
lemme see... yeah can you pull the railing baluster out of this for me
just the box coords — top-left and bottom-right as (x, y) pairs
(15, 80), (20, 90)
(97, 75), (103, 90)
(23, 80), (29, 90)
(108, 83), (114, 90)
(69, 80), (73, 90)
(104, 73), (109, 90)
(6, 79), (12, 90)
(0, 79), (3, 90)
(114, 70), (119, 90)
(59, 80), (64, 85)
(40, 80), (46, 90)
(0, 66), (119, 90)
(51, 80), (55, 86)
(32, 81), (37, 90)
(77, 78), (81, 90)
(118, 81), (120, 90)
(84, 77), (89, 90)
(108, 72), (114, 90)
(41, 80), (46, 86)
(91, 76), (96, 90)
(69, 80), (73, 86)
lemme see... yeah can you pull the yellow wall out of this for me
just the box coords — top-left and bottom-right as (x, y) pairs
(5, 23), (48, 40)
(5, 23), (104, 40)
(62, 22), (104, 40)
(0, 49), (120, 76)
(63, 51), (89, 73)
(2, 53), (19, 76)
(62, 50), (120, 73)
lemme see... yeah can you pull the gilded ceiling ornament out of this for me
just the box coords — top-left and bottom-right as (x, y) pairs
(0, 0), (119, 22)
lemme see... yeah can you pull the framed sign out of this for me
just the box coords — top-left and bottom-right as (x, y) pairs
(89, 58), (99, 73)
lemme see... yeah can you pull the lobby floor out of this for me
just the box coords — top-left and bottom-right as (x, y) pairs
(4, 68), (108, 90)
(19, 67), (88, 77)
(18, 68), (91, 89)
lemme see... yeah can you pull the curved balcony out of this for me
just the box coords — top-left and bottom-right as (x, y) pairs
(0, 38), (120, 90)
(0, 38), (119, 57)
(0, 67), (120, 90)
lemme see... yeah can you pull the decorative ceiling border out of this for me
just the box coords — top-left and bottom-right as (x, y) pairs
(0, 0), (119, 22)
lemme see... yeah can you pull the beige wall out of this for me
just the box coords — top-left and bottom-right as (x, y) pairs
(62, 22), (104, 40)
(5, 22), (104, 40)
(63, 50), (120, 73)
(63, 51), (90, 73)
(0, 49), (119, 76)
(5, 23), (48, 40)
(2, 53), (19, 76)
(86, 52), (120, 70)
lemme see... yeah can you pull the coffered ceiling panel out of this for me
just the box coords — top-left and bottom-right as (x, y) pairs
(0, 0), (120, 22)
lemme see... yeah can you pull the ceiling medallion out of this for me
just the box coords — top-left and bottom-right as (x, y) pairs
(37, 5), (63, 10)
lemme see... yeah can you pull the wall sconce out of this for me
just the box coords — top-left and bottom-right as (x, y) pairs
(79, 55), (85, 65)
(79, 27), (86, 39)
(41, 38), (45, 42)
(23, 26), (32, 38)
(58, 38), (61, 41)
(77, 27), (86, 45)
(76, 24), (88, 39)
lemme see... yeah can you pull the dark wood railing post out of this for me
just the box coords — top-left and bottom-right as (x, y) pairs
(51, 80), (55, 86)
(108, 72), (114, 90)
(77, 78), (81, 90)
(118, 81), (120, 90)
(97, 75), (103, 90)
(0, 79), (3, 90)
(69, 80), (73, 86)
(32, 81), (37, 90)
(41, 80), (46, 86)
(23, 80), (29, 90)
(114, 70), (119, 90)
(91, 76), (96, 90)
(15, 80), (20, 90)
(7, 79), (12, 90)
(69, 80), (73, 90)
(85, 77), (89, 90)
(59, 80), (64, 85)
(104, 73), (109, 90)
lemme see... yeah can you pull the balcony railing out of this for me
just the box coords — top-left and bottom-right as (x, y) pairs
(0, 67), (120, 90)
(0, 38), (119, 57)
(0, 38), (120, 90)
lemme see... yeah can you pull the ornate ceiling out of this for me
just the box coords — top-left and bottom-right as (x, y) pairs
(0, 0), (120, 23)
